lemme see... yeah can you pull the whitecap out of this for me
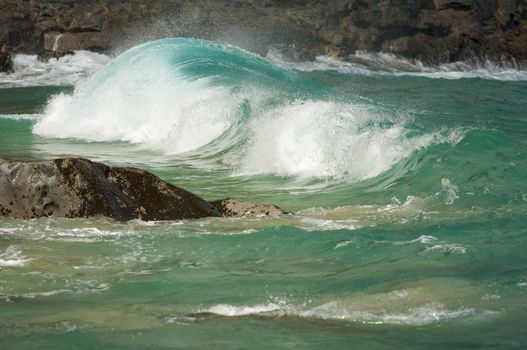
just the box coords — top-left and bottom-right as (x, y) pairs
(267, 50), (527, 81)
(421, 243), (468, 255)
(392, 235), (438, 245)
(237, 101), (456, 180)
(203, 303), (282, 316)
(0, 114), (42, 121)
(300, 217), (358, 231)
(0, 245), (30, 267)
(299, 301), (478, 325)
(334, 240), (354, 249)
(21, 289), (74, 298)
(199, 300), (489, 326)
(441, 178), (460, 205)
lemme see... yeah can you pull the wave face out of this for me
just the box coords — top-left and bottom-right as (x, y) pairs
(34, 38), (456, 181)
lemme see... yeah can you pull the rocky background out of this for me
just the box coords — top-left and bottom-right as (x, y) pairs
(1, 0), (527, 71)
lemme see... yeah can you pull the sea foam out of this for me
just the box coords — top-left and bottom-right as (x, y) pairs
(236, 100), (447, 180)
(267, 50), (527, 81)
(0, 245), (30, 267)
(200, 301), (484, 326)
(0, 51), (110, 88)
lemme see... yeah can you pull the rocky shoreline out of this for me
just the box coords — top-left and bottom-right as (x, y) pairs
(0, 158), (289, 221)
(1, 0), (527, 71)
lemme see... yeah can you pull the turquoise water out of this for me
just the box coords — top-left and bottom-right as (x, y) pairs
(1, 38), (527, 349)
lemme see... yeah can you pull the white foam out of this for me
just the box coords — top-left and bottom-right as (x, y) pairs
(334, 240), (354, 249)
(441, 178), (460, 205)
(34, 64), (240, 154)
(21, 289), (73, 298)
(237, 100), (455, 180)
(300, 301), (477, 325)
(393, 235), (438, 245)
(204, 303), (282, 316)
(0, 51), (110, 88)
(56, 227), (122, 237)
(52, 228), (122, 242)
(0, 245), (30, 267)
(0, 114), (41, 121)
(267, 50), (527, 81)
(38, 93), (451, 179)
(300, 217), (358, 231)
(0, 227), (22, 235)
(201, 301), (482, 325)
(390, 234), (467, 254)
(410, 235), (438, 244)
(422, 243), (468, 255)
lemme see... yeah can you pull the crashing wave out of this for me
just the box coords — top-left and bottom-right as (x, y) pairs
(34, 38), (463, 181)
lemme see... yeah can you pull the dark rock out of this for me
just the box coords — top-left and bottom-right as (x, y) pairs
(0, 43), (13, 73)
(0, 158), (290, 221)
(211, 198), (290, 218)
(0, 158), (221, 221)
(474, 0), (499, 21)
(37, 49), (70, 62)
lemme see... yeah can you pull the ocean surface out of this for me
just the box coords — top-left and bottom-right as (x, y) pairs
(1, 38), (527, 349)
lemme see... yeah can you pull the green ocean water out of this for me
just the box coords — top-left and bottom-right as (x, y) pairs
(1, 39), (527, 349)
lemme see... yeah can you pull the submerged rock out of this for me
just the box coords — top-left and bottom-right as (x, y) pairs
(211, 198), (290, 218)
(0, 158), (289, 221)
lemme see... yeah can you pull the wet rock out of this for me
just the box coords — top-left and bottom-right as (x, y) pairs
(211, 198), (290, 218)
(0, 43), (13, 73)
(0, 158), (221, 221)
(37, 49), (74, 62)
(0, 158), (290, 221)
(48, 32), (109, 55)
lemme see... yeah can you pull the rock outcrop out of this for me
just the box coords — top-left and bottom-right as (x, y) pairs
(1, 0), (527, 72)
(0, 157), (289, 221)
(0, 158), (220, 220)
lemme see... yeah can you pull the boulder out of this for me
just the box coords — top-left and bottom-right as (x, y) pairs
(0, 158), (220, 221)
(0, 158), (290, 221)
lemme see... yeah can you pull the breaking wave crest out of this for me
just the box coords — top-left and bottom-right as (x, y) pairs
(197, 279), (497, 325)
(34, 38), (463, 181)
(199, 301), (486, 326)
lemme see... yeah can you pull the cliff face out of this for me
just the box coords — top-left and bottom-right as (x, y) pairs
(1, 0), (526, 70)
